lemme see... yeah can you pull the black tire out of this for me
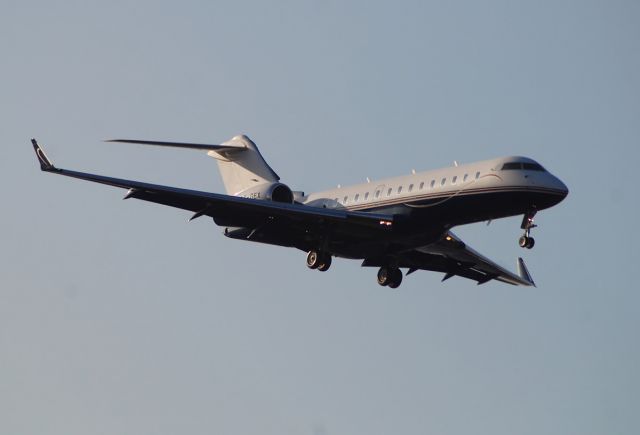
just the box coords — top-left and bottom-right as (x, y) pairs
(318, 255), (332, 272)
(388, 268), (403, 289)
(519, 236), (529, 248)
(377, 267), (391, 286)
(306, 250), (320, 269)
(526, 237), (535, 249)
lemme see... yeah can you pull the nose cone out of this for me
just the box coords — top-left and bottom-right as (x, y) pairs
(550, 175), (569, 205)
(556, 177), (569, 198)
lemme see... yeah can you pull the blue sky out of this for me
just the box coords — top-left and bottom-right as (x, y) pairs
(1, 1), (638, 434)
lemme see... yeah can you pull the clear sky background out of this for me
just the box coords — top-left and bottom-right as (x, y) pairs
(1, 1), (638, 434)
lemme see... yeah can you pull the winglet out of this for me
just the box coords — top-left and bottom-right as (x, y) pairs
(31, 139), (56, 171)
(517, 257), (536, 287)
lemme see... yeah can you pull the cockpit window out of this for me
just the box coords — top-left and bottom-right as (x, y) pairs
(523, 162), (545, 171)
(501, 161), (546, 171)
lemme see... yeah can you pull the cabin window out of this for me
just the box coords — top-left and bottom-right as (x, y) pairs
(364, 192), (369, 200)
(387, 188), (392, 196)
(375, 190), (381, 198)
(354, 193), (360, 202)
(419, 181), (424, 190)
(463, 174), (468, 182)
(430, 180), (435, 188)
(397, 186), (403, 194)
(475, 171), (480, 179)
(452, 176), (457, 184)
(409, 184), (414, 192)
(441, 178), (446, 186)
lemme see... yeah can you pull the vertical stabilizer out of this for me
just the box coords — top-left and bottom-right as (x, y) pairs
(208, 135), (280, 195)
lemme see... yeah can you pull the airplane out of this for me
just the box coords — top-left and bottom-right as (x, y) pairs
(31, 135), (568, 288)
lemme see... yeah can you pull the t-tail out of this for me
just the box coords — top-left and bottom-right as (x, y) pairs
(209, 135), (280, 195)
(106, 134), (281, 196)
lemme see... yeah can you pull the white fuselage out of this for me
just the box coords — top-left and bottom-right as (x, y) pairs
(304, 155), (568, 226)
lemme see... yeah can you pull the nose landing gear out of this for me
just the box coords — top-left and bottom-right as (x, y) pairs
(519, 235), (535, 249)
(519, 211), (537, 249)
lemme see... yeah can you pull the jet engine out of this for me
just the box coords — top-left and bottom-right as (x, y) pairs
(236, 182), (294, 203)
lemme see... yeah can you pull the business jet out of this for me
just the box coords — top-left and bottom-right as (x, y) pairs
(31, 135), (568, 288)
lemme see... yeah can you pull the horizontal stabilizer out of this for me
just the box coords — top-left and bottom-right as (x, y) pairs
(105, 139), (246, 153)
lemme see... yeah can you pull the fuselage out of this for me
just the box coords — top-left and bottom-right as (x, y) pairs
(302, 156), (568, 256)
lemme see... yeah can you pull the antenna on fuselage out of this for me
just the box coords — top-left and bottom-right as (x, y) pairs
(411, 169), (416, 174)
(454, 160), (459, 167)
(366, 177), (370, 183)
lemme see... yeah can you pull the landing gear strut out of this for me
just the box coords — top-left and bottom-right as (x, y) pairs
(377, 266), (403, 288)
(519, 211), (537, 249)
(306, 249), (332, 272)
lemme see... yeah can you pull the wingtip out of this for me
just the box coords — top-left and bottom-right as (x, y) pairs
(517, 257), (536, 287)
(31, 138), (55, 171)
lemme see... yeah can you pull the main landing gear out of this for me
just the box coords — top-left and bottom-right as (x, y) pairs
(306, 251), (404, 288)
(377, 266), (403, 288)
(519, 211), (537, 249)
(306, 249), (332, 272)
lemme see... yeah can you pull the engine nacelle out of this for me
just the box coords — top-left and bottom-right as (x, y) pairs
(236, 182), (294, 203)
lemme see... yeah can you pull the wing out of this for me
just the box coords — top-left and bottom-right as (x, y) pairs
(31, 139), (395, 237)
(364, 231), (535, 286)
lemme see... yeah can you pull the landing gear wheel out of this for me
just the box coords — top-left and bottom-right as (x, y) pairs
(307, 250), (332, 271)
(519, 211), (538, 249)
(317, 255), (332, 272)
(306, 250), (320, 269)
(388, 268), (403, 289)
(377, 267), (403, 288)
(519, 236), (529, 248)
(519, 235), (536, 249)
(526, 237), (535, 249)
(377, 267), (392, 286)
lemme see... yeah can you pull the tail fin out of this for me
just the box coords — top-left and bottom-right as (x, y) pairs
(209, 135), (280, 195)
(107, 135), (280, 196)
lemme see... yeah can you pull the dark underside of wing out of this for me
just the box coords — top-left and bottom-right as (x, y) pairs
(31, 139), (396, 250)
(126, 184), (396, 251)
(363, 232), (534, 286)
